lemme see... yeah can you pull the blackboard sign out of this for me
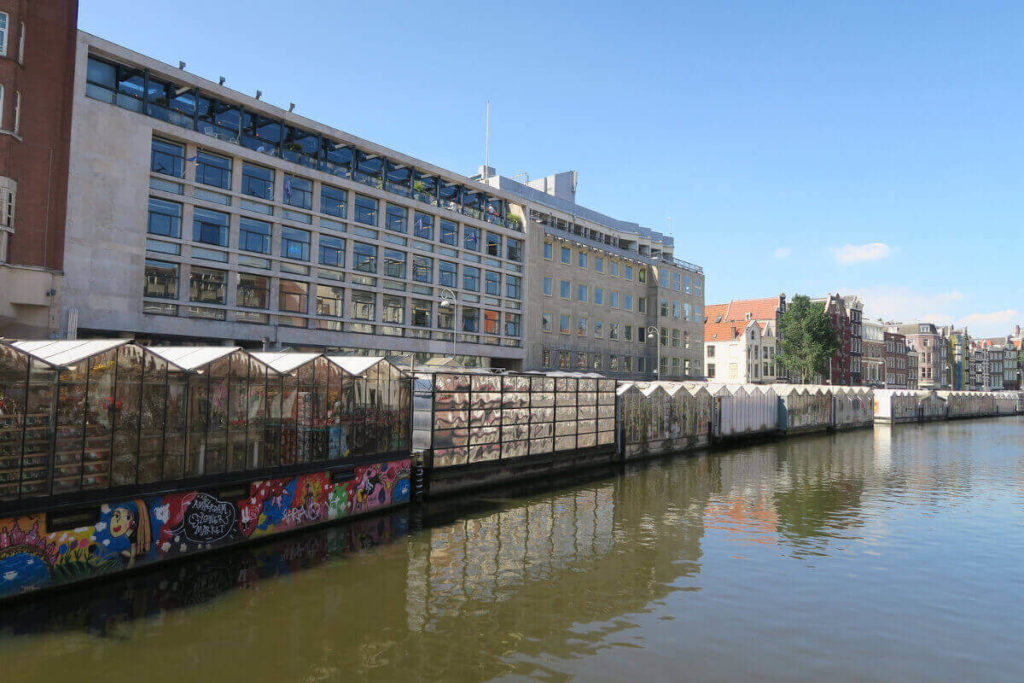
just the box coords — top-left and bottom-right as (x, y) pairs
(182, 493), (237, 544)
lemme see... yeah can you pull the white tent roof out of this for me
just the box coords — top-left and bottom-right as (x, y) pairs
(326, 355), (389, 377)
(251, 352), (322, 374)
(145, 345), (243, 371)
(10, 339), (130, 367)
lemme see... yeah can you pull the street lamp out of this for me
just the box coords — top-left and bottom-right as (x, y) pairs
(647, 325), (660, 380)
(439, 287), (458, 361)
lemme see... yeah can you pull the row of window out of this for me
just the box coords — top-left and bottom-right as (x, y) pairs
(147, 197), (522, 297)
(542, 277), (646, 311)
(544, 241), (703, 295)
(540, 349), (699, 377)
(88, 55), (521, 231)
(152, 138), (524, 260)
(705, 362), (777, 380)
(143, 260), (523, 337)
(541, 313), (695, 348)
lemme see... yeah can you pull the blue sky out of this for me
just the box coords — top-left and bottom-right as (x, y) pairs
(80, 1), (1023, 336)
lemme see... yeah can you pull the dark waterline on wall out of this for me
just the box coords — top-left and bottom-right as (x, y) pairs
(3, 419), (1024, 682)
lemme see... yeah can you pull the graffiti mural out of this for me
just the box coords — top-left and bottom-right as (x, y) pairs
(0, 458), (411, 599)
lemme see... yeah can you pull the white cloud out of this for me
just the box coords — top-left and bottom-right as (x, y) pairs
(957, 310), (1020, 337)
(773, 247), (791, 259)
(834, 242), (892, 265)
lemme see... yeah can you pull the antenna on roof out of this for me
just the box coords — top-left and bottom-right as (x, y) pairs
(483, 100), (490, 182)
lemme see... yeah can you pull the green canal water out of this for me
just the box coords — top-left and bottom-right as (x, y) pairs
(2, 417), (1024, 682)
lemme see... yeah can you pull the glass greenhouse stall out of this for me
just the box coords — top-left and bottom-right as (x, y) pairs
(428, 372), (616, 469)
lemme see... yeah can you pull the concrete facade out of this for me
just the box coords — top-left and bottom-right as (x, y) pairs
(60, 33), (531, 367)
(484, 171), (704, 378)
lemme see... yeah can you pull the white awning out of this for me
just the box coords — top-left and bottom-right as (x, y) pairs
(145, 346), (243, 371)
(251, 352), (322, 374)
(10, 339), (130, 368)
(326, 355), (388, 377)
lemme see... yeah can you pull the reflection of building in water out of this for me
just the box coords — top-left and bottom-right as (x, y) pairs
(873, 425), (893, 470)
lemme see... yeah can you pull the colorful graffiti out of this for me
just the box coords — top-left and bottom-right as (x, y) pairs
(0, 458), (411, 599)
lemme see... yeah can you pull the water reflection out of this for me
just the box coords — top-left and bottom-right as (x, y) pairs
(2, 417), (1024, 682)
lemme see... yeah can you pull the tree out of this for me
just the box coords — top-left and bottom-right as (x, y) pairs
(777, 294), (840, 383)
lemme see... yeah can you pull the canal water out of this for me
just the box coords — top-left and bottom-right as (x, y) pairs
(2, 417), (1023, 682)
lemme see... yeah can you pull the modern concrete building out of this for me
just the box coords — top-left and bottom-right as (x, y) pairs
(60, 32), (532, 368)
(704, 318), (777, 383)
(482, 170), (704, 378)
(0, 0), (78, 338)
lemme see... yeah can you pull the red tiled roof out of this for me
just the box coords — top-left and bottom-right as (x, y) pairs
(705, 297), (781, 324)
(704, 321), (742, 342)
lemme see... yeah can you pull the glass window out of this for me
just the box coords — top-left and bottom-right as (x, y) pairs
(386, 204), (407, 233)
(560, 247), (570, 264)
(625, 265), (633, 280)
(196, 94), (240, 143)
(610, 291), (619, 308)
(672, 301), (680, 319)
(352, 242), (377, 273)
(321, 184), (347, 218)
(281, 126), (319, 168)
(413, 212), (433, 239)
(578, 284), (588, 302)
(609, 323), (619, 340)
(148, 197), (182, 238)
(462, 307), (480, 333)
(316, 285), (344, 321)
(624, 294), (633, 311)
(281, 226), (311, 261)
(352, 290), (375, 319)
(505, 312), (521, 337)
(485, 270), (500, 296)
(639, 268), (646, 283)
(595, 257), (604, 272)
(506, 275), (522, 299)
(383, 295), (405, 325)
(660, 271), (668, 288)
(463, 265), (480, 292)
(559, 314), (570, 334)
(440, 219), (457, 245)
(196, 150), (232, 189)
(672, 329), (681, 347)
(672, 272), (680, 291)
(483, 309), (500, 335)
(279, 280), (308, 313)
(412, 299), (432, 327)
(239, 217), (271, 254)
(486, 232), (501, 257)
(624, 325), (633, 342)
(543, 277), (552, 296)
(438, 304), (454, 330)
(189, 267), (226, 304)
(544, 242), (552, 259)
(541, 313), (552, 332)
(354, 195), (378, 225)
(284, 175), (312, 210)
(319, 234), (346, 266)
(577, 317), (588, 336)
(594, 320), (603, 338)
(240, 111), (282, 156)
(660, 298), (669, 316)
(237, 273), (270, 309)
(241, 163), (274, 200)
(683, 274), (692, 293)
(638, 297), (647, 313)
(578, 252), (587, 268)
(412, 254), (433, 283)
(610, 261), (619, 277)
(383, 248), (406, 278)
(439, 261), (457, 287)
(506, 238), (522, 262)
(193, 206), (229, 246)
(464, 225), (480, 251)
(144, 259), (178, 299)
(594, 287), (603, 305)
(560, 280), (570, 298)
(151, 138), (184, 178)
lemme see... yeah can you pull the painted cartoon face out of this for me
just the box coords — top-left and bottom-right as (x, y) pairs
(109, 507), (134, 538)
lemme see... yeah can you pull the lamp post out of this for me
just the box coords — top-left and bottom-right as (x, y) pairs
(647, 325), (660, 380)
(439, 288), (458, 361)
